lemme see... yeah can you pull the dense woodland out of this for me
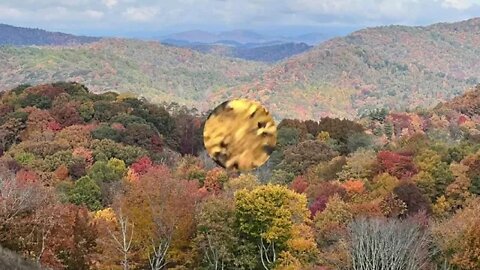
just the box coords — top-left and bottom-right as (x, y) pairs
(0, 24), (100, 46)
(0, 39), (267, 109)
(1, 18), (480, 121)
(211, 18), (480, 120)
(1, 82), (480, 269)
(167, 42), (313, 63)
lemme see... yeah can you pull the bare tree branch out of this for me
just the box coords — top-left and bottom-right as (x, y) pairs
(348, 217), (433, 270)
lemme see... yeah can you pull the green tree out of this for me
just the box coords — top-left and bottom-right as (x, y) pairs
(317, 117), (365, 154)
(268, 127), (302, 170)
(93, 101), (124, 122)
(88, 158), (126, 184)
(68, 176), (102, 211)
(43, 150), (74, 172)
(269, 169), (295, 185)
(91, 139), (148, 165)
(194, 196), (238, 269)
(19, 94), (52, 109)
(78, 101), (94, 122)
(308, 156), (347, 183)
(91, 124), (121, 141)
(337, 148), (377, 181)
(279, 140), (338, 175)
(347, 133), (374, 153)
(413, 149), (453, 201)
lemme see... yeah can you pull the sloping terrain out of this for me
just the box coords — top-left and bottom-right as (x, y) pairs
(0, 24), (99, 46)
(1, 18), (480, 120)
(212, 18), (480, 120)
(165, 42), (312, 62)
(0, 38), (267, 107)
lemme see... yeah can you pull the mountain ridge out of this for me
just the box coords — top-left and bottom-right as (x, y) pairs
(1, 18), (480, 120)
(159, 29), (327, 45)
(0, 23), (100, 46)
(0, 38), (268, 107)
(209, 17), (480, 120)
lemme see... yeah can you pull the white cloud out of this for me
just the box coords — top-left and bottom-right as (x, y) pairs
(0, 0), (479, 34)
(442, 0), (477, 9)
(37, 6), (69, 21)
(0, 5), (23, 18)
(85, 10), (104, 19)
(122, 7), (158, 22)
(102, 0), (118, 8)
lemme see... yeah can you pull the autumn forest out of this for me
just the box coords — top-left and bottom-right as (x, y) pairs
(1, 13), (480, 270)
(1, 80), (480, 270)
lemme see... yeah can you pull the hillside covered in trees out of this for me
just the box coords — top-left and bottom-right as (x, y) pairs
(164, 42), (313, 63)
(0, 24), (100, 46)
(1, 18), (480, 121)
(2, 81), (480, 269)
(213, 17), (480, 119)
(0, 38), (267, 108)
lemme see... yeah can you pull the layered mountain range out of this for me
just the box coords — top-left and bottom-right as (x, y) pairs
(0, 18), (479, 120)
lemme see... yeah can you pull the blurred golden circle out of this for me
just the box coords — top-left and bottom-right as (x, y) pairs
(203, 99), (277, 171)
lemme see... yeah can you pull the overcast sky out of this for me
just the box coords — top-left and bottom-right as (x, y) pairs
(0, 0), (479, 37)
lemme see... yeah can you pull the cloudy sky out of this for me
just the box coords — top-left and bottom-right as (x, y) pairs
(0, 0), (479, 37)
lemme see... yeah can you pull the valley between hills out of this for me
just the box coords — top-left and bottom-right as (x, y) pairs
(1, 18), (479, 120)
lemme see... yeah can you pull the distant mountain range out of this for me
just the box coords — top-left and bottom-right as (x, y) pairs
(158, 29), (323, 62)
(162, 41), (313, 63)
(0, 24), (100, 46)
(1, 19), (480, 120)
(209, 17), (480, 119)
(0, 24), (315, 63)
(158, 29), (327, 45)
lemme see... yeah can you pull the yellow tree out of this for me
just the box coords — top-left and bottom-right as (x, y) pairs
(432, 198), (480, 269)
(314, 194), (353, 269)
(122, 165), (200, 269)
(93, 206), (135, 270)
(445, 163), (472, 210)
(235, 184), (315, 269)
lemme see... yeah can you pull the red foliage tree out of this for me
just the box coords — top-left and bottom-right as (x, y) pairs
(15, 169), (39, 184)
(290, 176), (308, 194)
(54, 164), (69, 181)
(14, 204), (98, 269)
(72, 147), (94, 165)
(377, 151), (418, 179)
(51, 102), (84, 127)
(203, 167), (229, 194)
(306, 181), (347, 204)
(110, 123), (126, 131)
(25, 84), (65, 99)
(309, 196), (328, 217)
(342, 179), (365, 195)
(388, 113), (412, 134)
(46, 121), (62, 132)
(0, 103), (13, 118)
(25, 108), (56, 133)
(307, 182), (347, 217)
(130, 156), (153, 175)
(393, 181), (432, 216)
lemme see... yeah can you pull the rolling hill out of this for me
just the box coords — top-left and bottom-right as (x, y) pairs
(164, 42), (313, 63)
(1, 18), (480, 120)
(0, 24), (99, 46)
(210, 17), (480, 120)
(0, 38), (267, 107)
(159, 29), (326, 45)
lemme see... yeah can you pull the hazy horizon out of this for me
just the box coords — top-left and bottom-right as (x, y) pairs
(1, 0), (479, 39)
